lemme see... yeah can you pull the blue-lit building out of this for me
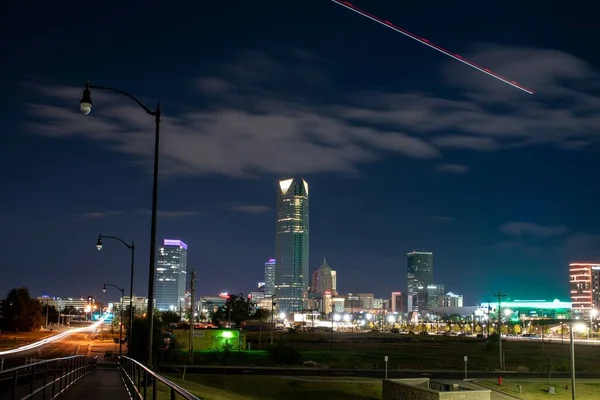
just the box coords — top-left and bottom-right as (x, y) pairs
(275, 178), (309, 312)
(264, 259), (276, 297)
(155, 239), (188, 312)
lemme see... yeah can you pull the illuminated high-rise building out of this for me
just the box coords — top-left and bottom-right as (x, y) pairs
(275, 178), (309, 312)
(330, 270), (337, 294)
(312, 258), (333, 295)
(155, 239), (188, 311)
(407, 251), (433, 312)
(570, 262), (600, 317)
(264, 259), (276, 297)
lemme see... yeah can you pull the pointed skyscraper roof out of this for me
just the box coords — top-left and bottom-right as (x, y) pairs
(320, 257), (331, 270)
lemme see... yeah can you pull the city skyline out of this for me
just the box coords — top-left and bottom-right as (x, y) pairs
(1, 1), (598, 304)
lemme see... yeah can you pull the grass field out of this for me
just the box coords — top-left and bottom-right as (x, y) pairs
(480, 379), (600, 399)
(171, 331), (600, 372)
(158, 375), (382, 400)
(0, 331), (53, 350)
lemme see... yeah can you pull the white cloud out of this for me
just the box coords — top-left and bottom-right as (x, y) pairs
(499, 222), (569, 237)
(25, 45), (600, 177)
(436, 164), (469, 174)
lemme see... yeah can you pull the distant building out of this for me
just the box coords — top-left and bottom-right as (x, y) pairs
(440, 292), (463, 308)
(479, 299), (571, 320)
(312, 258), (334, 295)
(275, 178), (309, 312)
(357, 293), (375, 310)
(390, 291), (406, 313)
(331, 270), (337, 294)
(264, 259), (276, 297)
(155, 239), (188, 311)
(119, 296), (148, 316)
(36, 296), (94, 310)
(407, 251), (433, 312)
(570, 263), (600, 317)
(415, 284), (445, 312)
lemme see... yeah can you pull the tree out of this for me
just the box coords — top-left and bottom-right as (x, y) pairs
(129, 315), (176, 363)
(211, 294), (253, 326)
(42, 305), (59, 325)
(161, 310), (181, 324)
(1, 287), (43, 332)
(253, 307), (271, 321)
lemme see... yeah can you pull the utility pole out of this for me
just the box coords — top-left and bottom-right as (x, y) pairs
(493, 292), (507, 371)
(270, 296), (276, 346)
(189, 269), (196, 364)
(487, 299), (492, 337)
(45, 299), (49, 328)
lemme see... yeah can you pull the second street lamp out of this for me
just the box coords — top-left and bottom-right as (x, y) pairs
(96, 234), (135, 357)
(103, 283), (125, 357)
(81, 81), (161, 368)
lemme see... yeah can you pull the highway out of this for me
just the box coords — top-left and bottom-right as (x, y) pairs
(0, 322), (106, 370)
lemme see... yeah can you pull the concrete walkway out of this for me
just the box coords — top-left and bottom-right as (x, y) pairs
(58, 361), (129, 400)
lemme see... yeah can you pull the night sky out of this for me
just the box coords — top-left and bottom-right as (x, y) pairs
(1, 0), (599, 305)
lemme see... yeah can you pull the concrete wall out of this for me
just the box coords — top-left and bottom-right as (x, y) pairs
(383, 379), (491, 400)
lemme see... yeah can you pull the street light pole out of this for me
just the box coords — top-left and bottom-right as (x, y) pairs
(81, 82), (161, 368)
(97, 235), (135, 357)
(103, 283), (125, 357)
(570, 322), (576, 400)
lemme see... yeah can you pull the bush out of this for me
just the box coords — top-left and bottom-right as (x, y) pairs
(267, 342), (303, 365)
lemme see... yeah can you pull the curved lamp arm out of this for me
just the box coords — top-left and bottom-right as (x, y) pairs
(103, 283), (125, 295)
(86, 82), (159, 117)
(99, 234), (134, 250)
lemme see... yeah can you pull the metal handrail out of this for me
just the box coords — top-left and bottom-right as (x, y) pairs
(118, 356), (201, 400)
(0, 355), (97, 400)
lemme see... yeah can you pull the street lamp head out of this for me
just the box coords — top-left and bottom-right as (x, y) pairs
(79, 83), (93, 115)
(103, 284), (107, 293)
(96, 236), (102, 251)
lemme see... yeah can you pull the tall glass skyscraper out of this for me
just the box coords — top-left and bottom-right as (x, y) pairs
(264, 259), (276, 297)
(275, 178), (309, 312)
(155, 239), (188, 311)
(406, 251), (433, 312)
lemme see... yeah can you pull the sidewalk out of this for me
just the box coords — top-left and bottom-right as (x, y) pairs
(58, 360), (129, 400)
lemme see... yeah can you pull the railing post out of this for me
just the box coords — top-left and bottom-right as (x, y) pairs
(143, 369), (147, 399)
(171, 387), (176, 400)
(43, 362), (48, 400)
(58, 359), (63, 393)
(152, 373), (157, 400)
(29, 361), (35, 395)
(12, 369), (18, 400)
(52, 359), (57, 398)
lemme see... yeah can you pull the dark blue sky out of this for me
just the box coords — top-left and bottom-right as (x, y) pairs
(1, 0), (599, 305)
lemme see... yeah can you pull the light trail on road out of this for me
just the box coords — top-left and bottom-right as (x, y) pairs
(0, 321), (102, 356)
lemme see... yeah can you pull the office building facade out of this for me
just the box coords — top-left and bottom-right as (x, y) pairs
(406, 251), (433, 312)
(390, 291), (406, 313)
(570, 263), (600, 317)
(264, 259), (276, 297)
(275, 178), (309, 312)
(312, 258), (334, 295)
(155, 239), (188, 311)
